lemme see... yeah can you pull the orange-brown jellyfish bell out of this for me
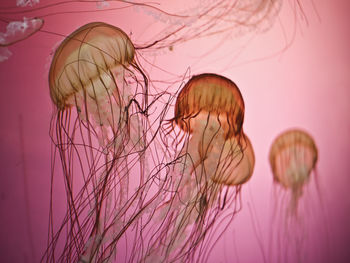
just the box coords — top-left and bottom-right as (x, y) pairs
(173, 73), (255, 186)
(49, 21), (134, 108)
(49, 21), (136, 148)
(269, 129), (318, 213)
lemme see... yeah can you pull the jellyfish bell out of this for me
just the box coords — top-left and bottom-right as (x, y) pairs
(174, 73), (244, 138)
(49, 22), (136, 146)
(50, 24), (129, 110)
(269, 129), (318, 212)
(49, 21), (135, 108)
(173, 73), (254, 186)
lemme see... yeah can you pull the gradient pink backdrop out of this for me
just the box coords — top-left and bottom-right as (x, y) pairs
(0, 0), (349, 262)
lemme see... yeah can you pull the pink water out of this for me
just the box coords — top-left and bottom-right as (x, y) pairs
(0, 1), (349, 262)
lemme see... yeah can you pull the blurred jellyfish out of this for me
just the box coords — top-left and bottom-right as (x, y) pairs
(96, 0), (110, 9)
(0, 17), (43, 47)
(268, 128), (319, 262)
(45, 22), (154, 262)
(16, 0), (40, 7)
(269, 129), (318, 216)
(0, 17), (43, 62)
(143, 73), (255, 262)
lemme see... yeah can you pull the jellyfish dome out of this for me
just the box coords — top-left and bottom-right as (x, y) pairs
(49, 22), (137, 148)
(173, 73), (255, 186)
(49, 21), (134, 108)
(269, 129), (318, 211)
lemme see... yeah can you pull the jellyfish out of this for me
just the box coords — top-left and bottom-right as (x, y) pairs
(269, 129), (318, 216)
(45, 22), (153, 262)
(16, 0), (40, 7)
(268, 129), (319, 263)
(0, 17), (44, 62)
(142, 73), (255, 262)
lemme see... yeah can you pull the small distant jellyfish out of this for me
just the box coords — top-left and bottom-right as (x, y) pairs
(96, 0), (110, 9)
(268, 129), (319, 263)
(144, 73), (255, 262)
(0, 17), (43, 62)
(16, 0), (40, 7)
(269, 129), (318, 215)
(45, 22), (150, 262)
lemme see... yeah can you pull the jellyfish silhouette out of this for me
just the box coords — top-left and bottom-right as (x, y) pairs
(44, 22), (154, 262)
(143, 73), (255, 262)
(268, 129), (319, 263)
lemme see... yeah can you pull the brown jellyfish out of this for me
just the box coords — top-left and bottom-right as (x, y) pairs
(268, 129), (319, 263)
(45, 22), (150, 263)
(144, 73), (255, 262)
(49, 21), (135, 148)
(269, 129), (318, 214)
(173, 73), (255, 186)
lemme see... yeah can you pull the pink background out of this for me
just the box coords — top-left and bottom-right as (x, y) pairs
(0, 0), (349, 262)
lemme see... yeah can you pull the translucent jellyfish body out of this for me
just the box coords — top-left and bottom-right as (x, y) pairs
(49, 21), (135, 148)
(46, 22), (149, 263)
(269, 129), (318, 214)
(173, 73), (255, 186)
(268, 129), (320, 263)
(145, 73), (255, 262)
